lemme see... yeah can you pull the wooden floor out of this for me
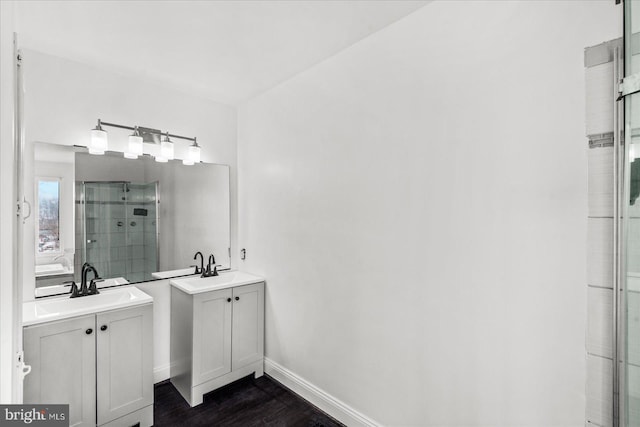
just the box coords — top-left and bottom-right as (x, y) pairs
(154, 375), (345, 427)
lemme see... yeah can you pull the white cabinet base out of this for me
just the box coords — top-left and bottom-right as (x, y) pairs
(23, 303), (154, 427)
(179, 360), (264, 407)
(170, 282), (265, 408)
(98, 404), (153, 427)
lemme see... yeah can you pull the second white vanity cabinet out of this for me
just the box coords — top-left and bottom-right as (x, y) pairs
(24, 302), (153, 427)
(170, 276), (264, 407)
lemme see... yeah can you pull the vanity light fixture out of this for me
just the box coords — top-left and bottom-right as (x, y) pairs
(125, 126), (144, 159)
(89, 119), (108, 155)
(89, 119), (200, 165)
(183, 139), (201, 166)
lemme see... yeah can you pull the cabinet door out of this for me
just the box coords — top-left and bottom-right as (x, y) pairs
(232, 282), (264, 370)
(23, 315), (96, 427)
(193, 288), (232, 385)
(96, 304), (153, 425)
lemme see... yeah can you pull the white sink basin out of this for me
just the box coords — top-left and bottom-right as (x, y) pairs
(170, 271), (263, 295)
(24, 286), (153, 326)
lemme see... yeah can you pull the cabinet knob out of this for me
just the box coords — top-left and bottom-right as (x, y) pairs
(235, 296), (239, 301)
(226, 298), (231, 302)
(100, 325), (108, 331)
(85, 328), (93, 335)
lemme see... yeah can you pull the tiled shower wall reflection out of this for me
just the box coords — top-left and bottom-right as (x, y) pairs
(585, 40), (618, 427)
(585, 39), (640, 427)
(74, 182), (158, 283)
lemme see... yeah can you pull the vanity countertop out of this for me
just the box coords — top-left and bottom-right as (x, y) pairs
(170, 271), (264, 295)
(151, 267), (199, 280)
(23, 285), (153, 326)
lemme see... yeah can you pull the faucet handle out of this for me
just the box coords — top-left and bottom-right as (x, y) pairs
(88, 279), (103, 295)
(65, 281), (81, 298)
(201, 264), (210, 277)
(190, 264), (202, 275)
(201, 262), (219, 277)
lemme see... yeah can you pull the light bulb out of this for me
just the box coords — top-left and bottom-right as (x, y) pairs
(161, 133), (174, 160)
(89, 121), (108, 155)
(128, 128), (144, 156)
(188, 143), (201, 163)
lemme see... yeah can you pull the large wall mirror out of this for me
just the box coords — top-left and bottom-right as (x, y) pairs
(25, 142), (231, 296)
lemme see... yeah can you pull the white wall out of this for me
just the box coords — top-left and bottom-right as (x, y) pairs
(152, 162), (230, 272)
(20, 49), (238, 301)
(0, 0), (16, 403)
(238, 1), (621, 425)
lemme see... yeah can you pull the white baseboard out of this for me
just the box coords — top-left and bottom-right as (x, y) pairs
(264, 357), (381, 427)
(153, 363), (170, 384)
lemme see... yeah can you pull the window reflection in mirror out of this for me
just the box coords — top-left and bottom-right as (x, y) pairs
(31, 143), (76, 288)
(36, 179), (61, 254)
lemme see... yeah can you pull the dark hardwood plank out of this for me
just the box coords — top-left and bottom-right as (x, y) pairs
(154, 375), (345, 427)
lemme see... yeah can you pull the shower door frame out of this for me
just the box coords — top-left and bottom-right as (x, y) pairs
(619, 0), (640, 425)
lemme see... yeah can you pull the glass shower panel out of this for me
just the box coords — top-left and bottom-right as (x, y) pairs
(143, 182), (158, 282)
(124, 182), (158, 283)
(625, 1), (640, 425)
(82, 182), (128, 280)
(78, 181), (158, 284)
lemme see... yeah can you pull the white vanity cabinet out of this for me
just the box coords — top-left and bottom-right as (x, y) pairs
(23, 314), (96, 427)
(170, 280), (264, 407)
(24, 303), (154, 427)
(95, 305), (154, 426)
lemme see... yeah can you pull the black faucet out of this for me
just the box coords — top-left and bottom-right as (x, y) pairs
(67, 262), (91, 298)
(81, 263), (101, 296)
(202, 254), (219, 277)
(67, 263), (102, 298)
(192, 252), (204, 275)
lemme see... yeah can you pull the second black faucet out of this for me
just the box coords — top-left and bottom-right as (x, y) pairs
(202, 254), (219, 277)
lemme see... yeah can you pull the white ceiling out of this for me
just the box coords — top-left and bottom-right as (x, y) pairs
(13, 0), (428, 105)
